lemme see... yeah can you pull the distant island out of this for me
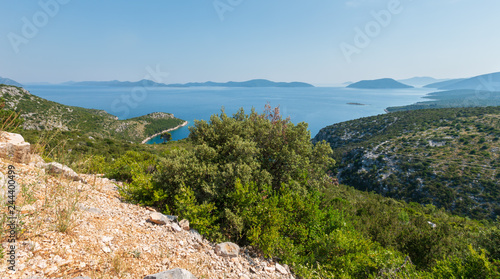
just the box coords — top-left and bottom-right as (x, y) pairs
(347, 102), (366, 106)
(397, 76), (448, 87)
(347, 78), (413, 89)
(423, 78), (466, 89)
(62, 79), (314, 88)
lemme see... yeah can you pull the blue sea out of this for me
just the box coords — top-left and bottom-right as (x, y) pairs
(23, 85), (435, 143)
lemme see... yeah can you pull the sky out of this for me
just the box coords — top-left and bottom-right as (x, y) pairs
(1, 0), (500, 86)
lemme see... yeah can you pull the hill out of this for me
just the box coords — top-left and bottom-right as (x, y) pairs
(166, 79), (314, 88)
(438, 72), (500, 91)
(386, 89), (500, 112)
(398, 77), (447, 87)
(313, 106), (500, 220)
(62, 79), (314, 88)
(347, 78), (413, 89)
(0, 84), (185, 143)
(63, 79), (167, 87)
(423, 78), (466, 88)
(0, 77), (23, 87)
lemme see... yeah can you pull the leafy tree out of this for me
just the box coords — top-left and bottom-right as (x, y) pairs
(160, 132), (172, 143)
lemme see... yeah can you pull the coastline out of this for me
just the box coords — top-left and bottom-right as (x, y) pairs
(141, 121), (189, 144)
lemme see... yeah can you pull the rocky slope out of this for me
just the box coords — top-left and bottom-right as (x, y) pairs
(0, 133), (294, 279)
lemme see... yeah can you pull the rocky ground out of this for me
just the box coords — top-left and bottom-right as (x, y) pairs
(0, 133), (294, 279)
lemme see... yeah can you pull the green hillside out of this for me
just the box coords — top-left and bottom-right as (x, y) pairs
(0, 84), (185, 143)
(387, 89), (500, 112)
(313, 106), (500, 220)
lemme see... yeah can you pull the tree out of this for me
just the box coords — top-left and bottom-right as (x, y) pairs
(160, 132), (172, 144)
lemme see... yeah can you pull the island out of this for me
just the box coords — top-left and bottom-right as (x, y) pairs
(61, 79), (314, 88)
(347, 102), (366, 106)
(347, 78), (413, 89)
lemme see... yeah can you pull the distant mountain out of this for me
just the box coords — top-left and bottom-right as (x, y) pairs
(0, 76), (23, 87)
(423, 78), (466, 89)
(397, 77), (448, 87)
(347, 78), (413, 89)
(61, 79), (314, 88)
(62, 79), (167, 87)
(166, 79), (314, 88)
(438, 72), (500, 91)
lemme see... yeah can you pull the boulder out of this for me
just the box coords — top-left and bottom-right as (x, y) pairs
(143, 268), (197, 279)
(44, 162), (84, 182)
(0, 132), (31, 164)
(215, 242), (240, 258)
(149, 212), (178, 225)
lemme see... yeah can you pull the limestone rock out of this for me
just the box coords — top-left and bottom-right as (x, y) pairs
(275, 263), (288, 274)
(179, 219), (190, 231)
(44, 162), (84, 182)
(144, 268), (197, 279)
(149, 212), (178, 225)
(215, 242), (240, 258)
(171, 223), (182, 232)
(0, 132), (31, 164)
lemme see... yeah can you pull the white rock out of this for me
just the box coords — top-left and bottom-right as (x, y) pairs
(0, 132), (31, 164)
(275, 263), (288, 274)
(215, 242), (240, 258)
(44, 162), (84, 182)
(171, 223), (182, 232)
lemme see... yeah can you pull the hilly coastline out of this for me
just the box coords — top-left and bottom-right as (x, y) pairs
(63, 79), (314, 88)
(313, 106), (500, 220)
(0, 84), (185, 143)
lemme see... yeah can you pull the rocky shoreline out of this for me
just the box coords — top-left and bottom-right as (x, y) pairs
(141, 121), (188, 144)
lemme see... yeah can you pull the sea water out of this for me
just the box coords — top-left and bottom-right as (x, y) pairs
(23, 85), (435, 142)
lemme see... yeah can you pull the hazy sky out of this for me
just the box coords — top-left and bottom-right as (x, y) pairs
(1, 0), (500, 85)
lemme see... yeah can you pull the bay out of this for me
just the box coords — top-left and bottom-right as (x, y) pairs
(23, 85), (435, 142)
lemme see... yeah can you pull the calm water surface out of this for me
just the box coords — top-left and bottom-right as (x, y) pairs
(24, 85), (435, 142)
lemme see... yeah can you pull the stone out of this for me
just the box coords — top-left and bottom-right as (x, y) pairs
(44, 162), (84, 182)
(0, 132), (31, 164)
(72, 277), (91, 279)
(171, 223), (182, 232)
(215, 242), (240, 258)
(143, 268), (197, 279)
(275, 263), (288, 275)
(149, 212), (177, 225)
(179, 219), (190, 231)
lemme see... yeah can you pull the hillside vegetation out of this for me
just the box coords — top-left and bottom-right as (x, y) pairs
(314, 106), (500, 220)
(0, 84), (185, 143)
(105, 105), (499, 278)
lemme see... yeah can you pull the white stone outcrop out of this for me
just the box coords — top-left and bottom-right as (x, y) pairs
(44, 162), (85, 182)
(0, 132), (31, 164)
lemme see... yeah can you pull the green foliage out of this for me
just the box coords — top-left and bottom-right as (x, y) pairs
(0, 97), (23, 132)
(173, 185), (220, 238)
(432, 245), (499, 279)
